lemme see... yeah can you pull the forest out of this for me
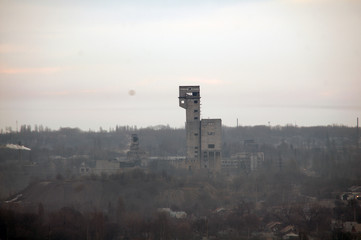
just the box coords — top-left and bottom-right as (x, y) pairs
(0, 124), (361, 239)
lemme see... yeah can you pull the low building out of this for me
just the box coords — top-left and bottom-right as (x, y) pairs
(222, 139), (264, 172)
(93, 159), (122, 175)
(223, 152), (264, 172)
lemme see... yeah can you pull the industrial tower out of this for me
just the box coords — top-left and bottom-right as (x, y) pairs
(179, 86), (222, 169)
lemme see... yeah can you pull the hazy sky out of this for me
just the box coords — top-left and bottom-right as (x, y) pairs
(1, 0), (360, 131)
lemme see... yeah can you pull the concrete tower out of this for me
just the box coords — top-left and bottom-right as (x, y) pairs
(179, 86), (201, 164)
(179, 86), (222, 170)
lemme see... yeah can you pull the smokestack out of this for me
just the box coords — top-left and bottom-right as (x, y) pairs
(357, 117), (359, 148)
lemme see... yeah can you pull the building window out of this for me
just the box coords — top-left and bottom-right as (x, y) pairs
(194, 100), (198, 103)
(195, 146), (198, 149)
(208, 144), (215, 149)
(194, 133), (198, 136)
(194, 109), (198, 113)
(194, 117), (198, 120)
(207, 132), (215, 135)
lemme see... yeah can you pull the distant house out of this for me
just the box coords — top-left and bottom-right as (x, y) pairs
(343, 222), (361, 233)
(280, 225), (296, 235)
(213, 207), (227, 215)
(79, 163), (91, 175)
(282, 232), (299, 240)
(340, 185), (361, 200)
(265, 221), (282, 232)
(157, 208), (187, 219)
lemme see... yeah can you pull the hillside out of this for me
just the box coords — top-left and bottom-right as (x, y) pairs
(7, 169), (224, 218)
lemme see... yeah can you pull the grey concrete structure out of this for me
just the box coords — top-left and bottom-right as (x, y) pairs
(179, 86), (222, 170)
(179, 86), (201, 164)
(201, 119), (222, 169)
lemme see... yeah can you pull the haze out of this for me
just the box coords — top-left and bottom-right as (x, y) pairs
(1, 0), (360, 130)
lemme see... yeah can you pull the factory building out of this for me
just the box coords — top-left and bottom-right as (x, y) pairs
(179, 86), (222, 170)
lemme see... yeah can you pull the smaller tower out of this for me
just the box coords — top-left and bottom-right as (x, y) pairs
(127, 134), (146, 164)
(130, 134), (139, 152)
